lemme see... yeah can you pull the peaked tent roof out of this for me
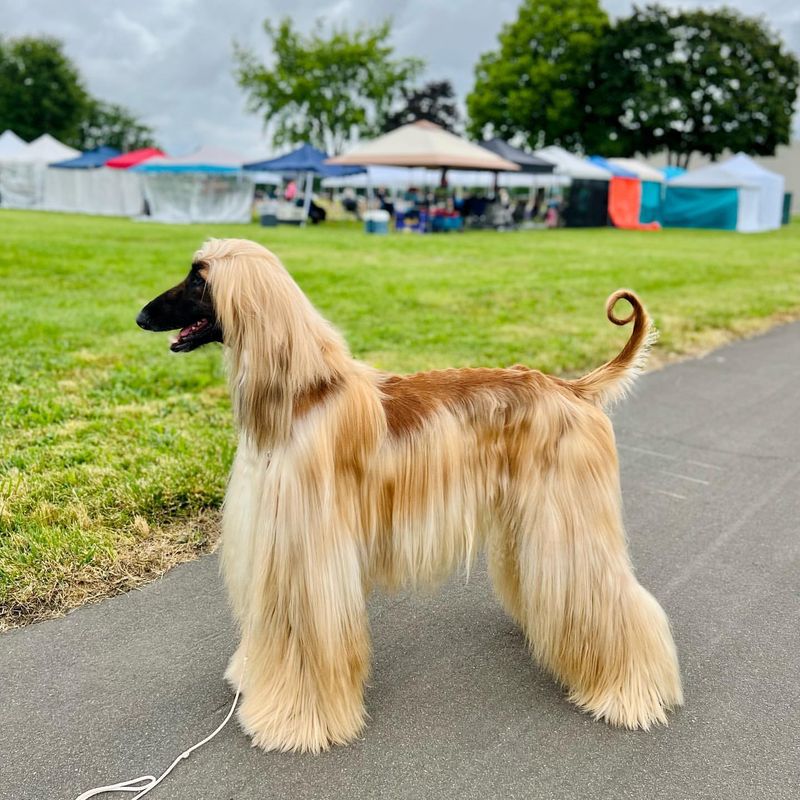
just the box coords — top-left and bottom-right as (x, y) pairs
(0, 130), (27, 157)
(5, 133), (79, 163)
(244, 144), (364, 176)
(480, 139), (555, 173)
(51, 146), (121, 169)
(533, 146), (612, 180)
(722, 153), (784, 183)
(134, 146), (247, 172)
(105, 147), (165, 169)
(668, 161), (759, 188)
(608, 157), (664, 182)
(327, 121), (520, 171)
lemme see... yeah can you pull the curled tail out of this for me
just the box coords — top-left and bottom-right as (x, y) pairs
(571, 290), (657, 408)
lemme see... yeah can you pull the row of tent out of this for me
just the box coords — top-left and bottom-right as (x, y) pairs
(0, 128), (789, 232)
(0, 130), (261, 222)
(319, 144), (788, 233)
(565, 152), (786, 233)
(0, 131), (366, 223)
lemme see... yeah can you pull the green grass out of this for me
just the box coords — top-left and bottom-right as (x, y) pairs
(2, 210), (799, 626)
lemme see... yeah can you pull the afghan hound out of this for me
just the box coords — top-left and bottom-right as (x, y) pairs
(136, 238), (682, 753)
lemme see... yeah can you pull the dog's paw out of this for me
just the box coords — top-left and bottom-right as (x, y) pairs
(569, 671), (683, 731)
(237, 698), (365, 753)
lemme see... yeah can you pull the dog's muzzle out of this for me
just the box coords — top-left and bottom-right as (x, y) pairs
(136, 309), (154, 330)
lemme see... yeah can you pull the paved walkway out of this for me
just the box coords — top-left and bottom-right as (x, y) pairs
(3, 323), (799, 800)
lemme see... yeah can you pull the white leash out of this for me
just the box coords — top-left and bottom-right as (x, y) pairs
(74, 649), (248, 800)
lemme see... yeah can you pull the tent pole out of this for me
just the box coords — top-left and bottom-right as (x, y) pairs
(301, 170), (314, 226)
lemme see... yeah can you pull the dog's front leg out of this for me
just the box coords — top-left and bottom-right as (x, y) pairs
(230, 498), (370, 753)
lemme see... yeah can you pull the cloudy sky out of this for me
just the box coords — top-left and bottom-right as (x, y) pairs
(2, 0), (797, 155)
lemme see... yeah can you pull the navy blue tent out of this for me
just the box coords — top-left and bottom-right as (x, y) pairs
(51, 146), (121, 169)
(244, 144), (364, 177)
(245, 144), (364, 225)
(480, 139), (554, 174)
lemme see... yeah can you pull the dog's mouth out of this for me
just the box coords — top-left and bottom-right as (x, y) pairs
(170, 318), (216, 352)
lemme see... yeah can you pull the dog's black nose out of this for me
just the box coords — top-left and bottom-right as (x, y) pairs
(136, 309), (153, 330)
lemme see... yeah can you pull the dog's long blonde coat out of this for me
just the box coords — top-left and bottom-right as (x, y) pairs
(203, 238), (682, 753)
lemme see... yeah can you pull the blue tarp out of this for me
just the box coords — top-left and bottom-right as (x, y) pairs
(588, 156), (638, 178)
(244, 144), (364, 177)
(661, 166), (686, 181)
(51, 146), (120, 169)
(134, 164), (238, 173)
(639, 180), (663, 224)
(662, 187), (738, 230)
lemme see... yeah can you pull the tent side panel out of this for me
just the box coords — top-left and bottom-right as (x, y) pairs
(143, 173), (254, 223)
(0, 163), (45, 208)
(735, 186), (761, 233)
(608, 177), (660, 230)
(639, 180), (663, 224)
(43, 168), (145, 216)
(662, 187), (738, 230)
(562, 179), (609, 227)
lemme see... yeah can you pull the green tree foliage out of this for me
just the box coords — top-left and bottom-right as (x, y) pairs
(466, 0), (609, 151)
(0, 35), (157, 151)
(235, 19), (423, 153)
(0, 36), (88, 145)
(383, 80), (460, 132)
(592, 5), (800, 166)
(78, 100), (157, 152)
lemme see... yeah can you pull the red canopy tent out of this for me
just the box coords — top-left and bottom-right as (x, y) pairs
(105, 147), (164, 169)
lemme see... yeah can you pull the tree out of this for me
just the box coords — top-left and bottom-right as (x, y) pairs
(234, 18), (423, 154)
(78, 100), (157, 151)
(466, 0), (609, 152)
(383, 80), (460, 132)
(0, 36), (89, 145)
(591, 5), (800, 167)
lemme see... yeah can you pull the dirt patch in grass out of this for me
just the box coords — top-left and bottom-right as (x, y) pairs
(0, 509), (220, 631)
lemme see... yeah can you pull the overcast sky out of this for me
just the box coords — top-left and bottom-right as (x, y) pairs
(2, 0), (797, 155)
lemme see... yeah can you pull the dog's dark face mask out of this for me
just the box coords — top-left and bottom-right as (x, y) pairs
(136, 262), (223, 352)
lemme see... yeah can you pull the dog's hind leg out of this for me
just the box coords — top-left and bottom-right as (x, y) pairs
(510, 411), (683, 729)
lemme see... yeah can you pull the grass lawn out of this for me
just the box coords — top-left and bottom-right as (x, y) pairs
(2, 210), (799, 627)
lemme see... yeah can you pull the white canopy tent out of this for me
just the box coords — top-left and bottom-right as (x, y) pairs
(721, 154), (784, 230)
(135, 146), (255, 223)
(0, 133), (79, 208)
(533, 146), (612, 180)
(0, 130), (26, 158)
(666, 155), (783, 232)
(43, 168), (145, 216)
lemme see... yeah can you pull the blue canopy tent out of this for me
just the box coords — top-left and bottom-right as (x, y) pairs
(51, 146), (120, 169)
(244, 144), (364, 224)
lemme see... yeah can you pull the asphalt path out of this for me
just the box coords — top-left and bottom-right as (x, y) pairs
(2, 322), (799, 800)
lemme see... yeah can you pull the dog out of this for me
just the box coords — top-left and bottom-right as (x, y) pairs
(137, 238), (682, 753)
